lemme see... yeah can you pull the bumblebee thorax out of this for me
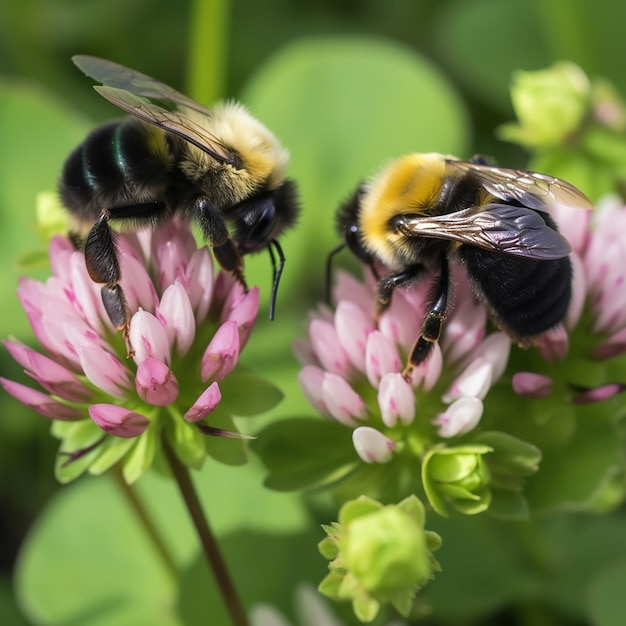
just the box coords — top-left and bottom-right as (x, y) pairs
(359, 153), (448, 266)
(179, 103), (289, 207)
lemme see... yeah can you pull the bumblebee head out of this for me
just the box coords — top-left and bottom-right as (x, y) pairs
(335, 184), (376, 266)
(231, 179), (299, 255)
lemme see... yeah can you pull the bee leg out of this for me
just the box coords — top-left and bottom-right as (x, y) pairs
(374, 265), (425, 319)
(196, 197), (247, 290)
(404, 259), (451, 378)
(83, 211), (134, 356)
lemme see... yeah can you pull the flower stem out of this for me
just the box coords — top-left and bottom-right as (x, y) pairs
(186, 0), (231, 103)
(113, 466), (179, 579)
(163, 437), (249, 626)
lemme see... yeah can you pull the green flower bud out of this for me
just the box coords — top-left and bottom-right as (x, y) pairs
(422, 444), (493, 516)
(343, 506), (429, 594)
(318, 495), (441, 622)
(498, 62), (591, 148)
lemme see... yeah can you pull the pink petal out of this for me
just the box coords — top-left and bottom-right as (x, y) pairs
(322, 373), (366, 426)
(331, 270), (373, 313)
(129, 309), (171, 364)
(309, 319), (351, 377)
(68, 252), (107, 332)
(574, 383), (626, 404)
(334, 300), (374, 372)
(592, 326), (626, 359)
(135, 357), (179, 406)
(365, 330), (402, 387)
(433, 396), (483, 438)
(201, 320), (240, 382)
(39, 313), (107, 370)
(153, 232), (190, 291)
(78, 345), (131, 398)
(408, 343), (443, 392)
(512, 372), (553, 398)
(0, 377), (81, 421)
(224, 287), (259, 349)
(297, 365), (327, 414)
(48, 235), (75, 276)
(352, 426), (395, 463)
(186, 247), (214, 323)
(292, 338), (318, 367)
(378, 372), (415, 427)
(158, 281), (196, 357)
(565, 252), (586, 330)
(118, 253), (159, 315)
(89, 403), (149, 438)
(551, 202), (591, 254)
(378, 289), (422, 350)
(469, 332), (511, 380)
(443, 357), (493, 403)
(441, 292), (487, 363)
(3, 340), (92, 402)
(185, 382), (222, 421)
(537, 325), (569, 362)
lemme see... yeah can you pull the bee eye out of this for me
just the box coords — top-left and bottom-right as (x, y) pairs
(345, 223), (374, 265)
(233, 195), (277, 253)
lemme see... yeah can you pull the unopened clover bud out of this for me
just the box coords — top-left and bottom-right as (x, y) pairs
(318, 495), (441, 622)
(343, 505), (429, 595)
(422, 444), (493, 516)
(499, 61), (591, 148)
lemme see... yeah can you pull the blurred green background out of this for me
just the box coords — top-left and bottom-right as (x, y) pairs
(1, 0), (625, 624)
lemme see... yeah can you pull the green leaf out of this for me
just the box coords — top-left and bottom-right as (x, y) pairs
(251, 417), (357, 491)
(587, 559), (626, 626)
(218, 372), (284, 417)
(16, 457), (309, 626)
(14, 476), (182, 626)
(525, 412), (622, 513)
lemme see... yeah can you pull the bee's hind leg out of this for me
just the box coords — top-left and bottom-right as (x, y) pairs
(405, 259), (451, 379)
(82, 211), (134, 355)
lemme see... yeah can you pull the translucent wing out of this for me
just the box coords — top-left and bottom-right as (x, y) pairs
(395, 204), (572, 259)
(72, 55), (237, 165)
(447, 159), (594, 212)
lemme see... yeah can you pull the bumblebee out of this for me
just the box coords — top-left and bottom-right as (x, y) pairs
(333, 153), (593, 374)
(60, 55), (299, 344)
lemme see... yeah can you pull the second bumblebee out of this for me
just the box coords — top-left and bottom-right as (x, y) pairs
(334, 152), (593, 373)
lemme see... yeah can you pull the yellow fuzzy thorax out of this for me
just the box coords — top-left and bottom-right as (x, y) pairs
(180, 102), (289, 203)
(359, 153), (450, 267)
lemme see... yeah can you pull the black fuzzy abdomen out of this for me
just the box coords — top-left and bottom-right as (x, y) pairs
(460, 246), (572, 337)
(60, 118), (172, 222)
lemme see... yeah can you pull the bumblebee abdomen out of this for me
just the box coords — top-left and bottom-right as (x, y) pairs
(461, 247), (572, 338)
(60, 118), (173, 223)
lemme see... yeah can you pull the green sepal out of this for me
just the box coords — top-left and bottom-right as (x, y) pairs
(163, 410), (206, 470)
(338, 495), (383, 525)
(122, 427), (158, 484)
(52, 420), (103, 483)
(89, 437), (135, 475)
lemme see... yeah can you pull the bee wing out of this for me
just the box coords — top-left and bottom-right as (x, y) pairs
(448, 160), (594, 212)
(72, 55), (237, 166)
(397, 204), (572, 259)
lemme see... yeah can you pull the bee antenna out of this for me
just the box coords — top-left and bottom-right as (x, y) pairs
(325, 242), (346, 304)
(268, 239), (286, 321)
